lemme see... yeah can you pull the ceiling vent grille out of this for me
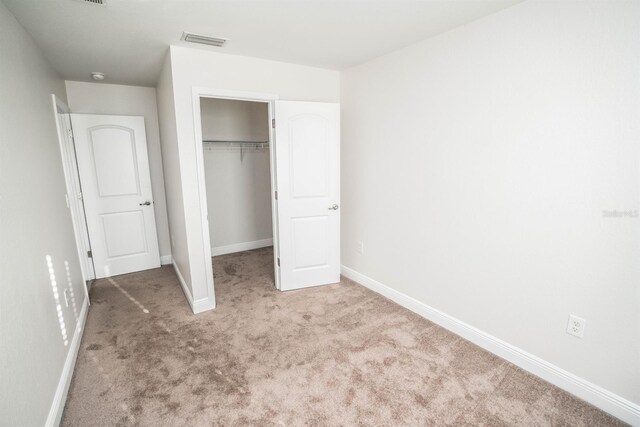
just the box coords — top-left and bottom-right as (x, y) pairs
(77, 0), (106, 5)
(181, 32), (227, 48)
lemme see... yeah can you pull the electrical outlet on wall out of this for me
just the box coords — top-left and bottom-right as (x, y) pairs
(566, 314), (586, 338)
(357, 241), (364, 255)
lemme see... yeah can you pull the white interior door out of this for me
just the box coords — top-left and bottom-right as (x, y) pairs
(52, 96), (95, 283)
(71, 114), (160, 279)
(274, 101), (340, 290)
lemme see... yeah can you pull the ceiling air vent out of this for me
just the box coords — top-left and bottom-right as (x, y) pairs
(181, 32), (227, 48)
(76, 0), (106, 5)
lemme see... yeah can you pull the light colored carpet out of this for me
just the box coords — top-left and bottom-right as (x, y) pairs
(61, 247), (624, 426)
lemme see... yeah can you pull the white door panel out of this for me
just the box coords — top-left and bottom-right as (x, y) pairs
(275, 101), (340, 290)
(101, 211), (147, 257)
(292, 216), (329, 268)
(90, 127), (140, 196)
(71, 114), (160, 278)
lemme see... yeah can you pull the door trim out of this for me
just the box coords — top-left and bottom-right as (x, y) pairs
(51, 94), (95, 292)
(191, 87), (280, 310)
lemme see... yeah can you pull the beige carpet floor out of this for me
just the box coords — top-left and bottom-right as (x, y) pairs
(61, 247), (624, 426)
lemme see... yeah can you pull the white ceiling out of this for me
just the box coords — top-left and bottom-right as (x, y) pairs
(4, 0), (521, 87)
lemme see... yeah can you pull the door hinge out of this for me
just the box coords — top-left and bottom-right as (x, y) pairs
(277, 257), (280, 267)
(272, 118), (276, 128)
(87, 250), (92, 258)
(67, 129), (74, 140)
(275, 190), (278, 200)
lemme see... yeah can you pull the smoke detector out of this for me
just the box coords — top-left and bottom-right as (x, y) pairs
(181, 32), (227, 48)
(91, 72), (105, 81)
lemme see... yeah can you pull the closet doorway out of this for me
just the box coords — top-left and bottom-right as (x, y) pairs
(196, 94), (281, 301)
(202, 99), (273, 257)
(192, 88), (341, 308)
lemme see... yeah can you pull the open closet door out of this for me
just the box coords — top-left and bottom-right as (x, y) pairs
(274, 101), (340, 291)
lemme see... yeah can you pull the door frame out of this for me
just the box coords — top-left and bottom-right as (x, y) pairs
(51, 94), (95, 290)
(191, 87), (281, 304)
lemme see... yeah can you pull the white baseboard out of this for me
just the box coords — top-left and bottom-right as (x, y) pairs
(160, 254), (172, 265)
(172, 258), (193, 311)
(172, 258), (215, 314)
(340, 265), (640, 426)
(211, 238), (273, 257)
(192, 295), (215, 313)
(45, 297), (89, 427)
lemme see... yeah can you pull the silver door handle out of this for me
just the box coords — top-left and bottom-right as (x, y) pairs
(139, 201), (152, 206)
(328, 204), (339, 210)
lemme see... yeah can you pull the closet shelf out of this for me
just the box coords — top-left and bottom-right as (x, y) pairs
(203, 140), (269, 149)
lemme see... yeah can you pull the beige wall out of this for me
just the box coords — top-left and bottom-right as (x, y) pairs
(0, 2), (87, 425)
(64, 80), (171, 261)
(201, 98), (269, 143)
(341, 0), (639, 407)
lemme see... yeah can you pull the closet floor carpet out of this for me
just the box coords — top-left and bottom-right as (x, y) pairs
(61, 247), (624, 426)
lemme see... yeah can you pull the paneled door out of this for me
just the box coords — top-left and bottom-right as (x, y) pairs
(274, 101), (340, 290)
(70, 114), (160, 278)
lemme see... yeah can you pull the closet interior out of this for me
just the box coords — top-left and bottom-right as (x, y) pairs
(200, 98), (275, 299)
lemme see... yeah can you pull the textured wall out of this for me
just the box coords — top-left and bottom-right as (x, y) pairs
(341, 0), (639, 404)
(0, 2), (87, 424)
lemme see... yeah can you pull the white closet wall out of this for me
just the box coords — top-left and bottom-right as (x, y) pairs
(201, 98), (273, 255)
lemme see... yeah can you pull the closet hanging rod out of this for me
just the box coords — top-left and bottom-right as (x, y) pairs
(202, 140), (268, 161)
(202, 140), (269, 144)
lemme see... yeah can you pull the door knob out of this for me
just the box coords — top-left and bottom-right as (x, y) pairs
(139, 201), (152, 206)
(328, 204), (339, 210)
